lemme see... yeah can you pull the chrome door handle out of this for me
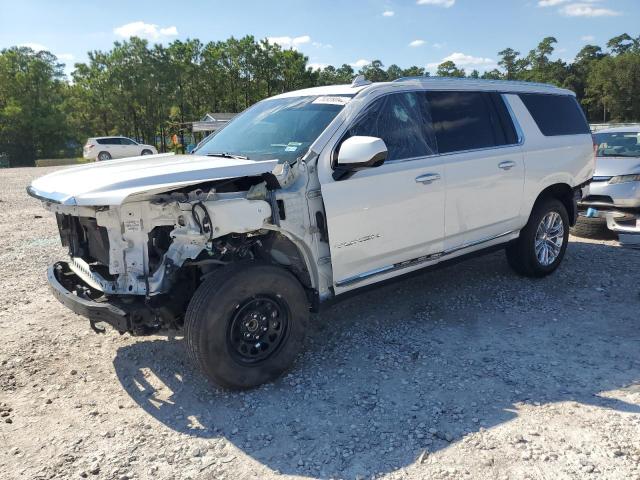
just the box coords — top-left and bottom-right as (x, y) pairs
(498, 161), (516, 170)
(415, 173), (441, 184)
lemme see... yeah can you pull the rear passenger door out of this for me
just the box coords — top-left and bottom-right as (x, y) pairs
(425, 91), (524, 250)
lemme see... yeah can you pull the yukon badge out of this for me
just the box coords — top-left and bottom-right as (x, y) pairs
(334, 234), (381, 249)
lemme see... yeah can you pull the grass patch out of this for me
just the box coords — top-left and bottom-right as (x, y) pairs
(35, 158), (94, 167)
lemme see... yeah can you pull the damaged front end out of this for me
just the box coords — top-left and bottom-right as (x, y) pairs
(39, 162), (315, 335)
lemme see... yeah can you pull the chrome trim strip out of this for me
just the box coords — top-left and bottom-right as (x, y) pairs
(335, 229), (517, 288)
(335, 265), (395, 287)
(442, 229), (516, 256)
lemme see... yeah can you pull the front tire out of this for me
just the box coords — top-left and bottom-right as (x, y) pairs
(141, 149), (153, 155)
(506, 198), (569, 277)
(184, 263), (309, 390)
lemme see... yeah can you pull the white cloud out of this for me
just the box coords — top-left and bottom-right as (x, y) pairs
(308, 62), (329, 71)
(351, 59), (371, 68)
(427, 52), (495, 69)
(382, 10), (395, 16)
(19, 42), (48, 51)
(19, 43), (74, 62)
(432, 42), (446, 49)
(113, 21), (179, 40)
(312, 41), (332, 49)
(409, 39), (426, 48)
(581, 35), (596, 42)
(560, 3), (620, 17)
(267, 35), (311, 50)
(416, 0), (455, 7)
(538, 0), (568, 6)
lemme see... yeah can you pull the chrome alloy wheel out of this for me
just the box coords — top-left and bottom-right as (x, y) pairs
(535, 211), (564, 266)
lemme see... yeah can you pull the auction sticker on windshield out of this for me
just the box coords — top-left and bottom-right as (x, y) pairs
(312, 96), (351, 106)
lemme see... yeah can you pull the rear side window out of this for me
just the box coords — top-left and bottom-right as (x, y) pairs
(344, 92), (437, 161)
(518, 93), (590, 136)
(425, 91), (517, 154)
(96, 138), (119, 145)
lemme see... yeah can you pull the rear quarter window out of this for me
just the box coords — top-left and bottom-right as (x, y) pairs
(518, 93), (590, 136)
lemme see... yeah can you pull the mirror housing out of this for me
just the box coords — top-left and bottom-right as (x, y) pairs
(337, 136), (387, 169)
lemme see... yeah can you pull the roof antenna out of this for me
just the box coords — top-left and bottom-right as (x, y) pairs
(351, 75), (372, 88)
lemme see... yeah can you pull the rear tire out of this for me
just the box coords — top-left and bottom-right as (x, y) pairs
(506, 198), (569, 277)
(570, 215), (610, 238)
(184, 263), (309, 390)
(97, 151), (111, 161)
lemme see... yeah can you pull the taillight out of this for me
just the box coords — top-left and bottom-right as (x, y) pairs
(85, 144), (95, 149)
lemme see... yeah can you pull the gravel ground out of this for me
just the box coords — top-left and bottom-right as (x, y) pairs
(1, 166), (639, 480)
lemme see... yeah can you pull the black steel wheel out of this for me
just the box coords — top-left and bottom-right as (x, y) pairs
(184, 263), (308, 390)
(227, 295), (290, 364)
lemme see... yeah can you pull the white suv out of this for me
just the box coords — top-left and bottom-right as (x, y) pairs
(83, 136), (157, 161)
(29, 77), (594, 389)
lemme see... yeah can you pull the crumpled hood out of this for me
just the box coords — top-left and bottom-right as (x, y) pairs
(594, 156), (640, 178)
(27, 153), (279, 206)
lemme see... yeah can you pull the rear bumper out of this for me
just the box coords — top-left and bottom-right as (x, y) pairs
(47, 262), (162, 334)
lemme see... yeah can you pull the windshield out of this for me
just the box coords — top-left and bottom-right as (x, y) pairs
(595, 131), (640, 158)
(195, 95), (353, 162)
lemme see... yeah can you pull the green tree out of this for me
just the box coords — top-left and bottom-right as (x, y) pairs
(436, 60), (465, 77)
(0, 47), (70, 165)
(607, 33), (638, 55)
(360, 60), (388, 82)
(498, 48), (522, 79)
(586, 52), (640, 122)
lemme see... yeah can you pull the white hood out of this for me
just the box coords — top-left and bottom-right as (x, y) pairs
(27, 153), (279, 206)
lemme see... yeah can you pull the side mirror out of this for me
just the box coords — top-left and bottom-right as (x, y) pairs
(337, 136), (387, 171)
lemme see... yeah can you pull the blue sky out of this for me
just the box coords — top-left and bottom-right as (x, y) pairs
(0, 0), (637, 76)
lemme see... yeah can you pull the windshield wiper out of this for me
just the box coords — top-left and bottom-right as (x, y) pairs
(205, 152), (249, 160)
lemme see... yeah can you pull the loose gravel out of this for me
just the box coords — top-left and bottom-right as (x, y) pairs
(1, 166), (639, 480)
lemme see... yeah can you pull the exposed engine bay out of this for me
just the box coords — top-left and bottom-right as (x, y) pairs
(42, 162), (327, 334)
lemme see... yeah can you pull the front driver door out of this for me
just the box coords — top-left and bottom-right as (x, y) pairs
(120, 137), (139, 157)
(320, 91), (446, 291)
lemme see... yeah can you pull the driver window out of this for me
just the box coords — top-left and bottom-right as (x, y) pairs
(344, 92), (437, 161)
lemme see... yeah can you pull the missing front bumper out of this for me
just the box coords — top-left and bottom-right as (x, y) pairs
(47, 262), (162, 334)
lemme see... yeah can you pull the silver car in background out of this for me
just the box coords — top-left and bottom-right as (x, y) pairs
(576, 126), (640, 245)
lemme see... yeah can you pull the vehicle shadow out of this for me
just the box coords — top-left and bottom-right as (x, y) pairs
(113, 240), (640, 478)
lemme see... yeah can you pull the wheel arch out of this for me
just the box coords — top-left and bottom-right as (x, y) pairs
(255, 229), (318, 295)
(532, 183), (576, 226)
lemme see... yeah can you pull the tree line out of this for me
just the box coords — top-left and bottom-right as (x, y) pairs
(1, 33), (639, 166)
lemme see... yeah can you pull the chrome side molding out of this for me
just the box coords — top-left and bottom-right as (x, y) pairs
(335, 229), (517, 287)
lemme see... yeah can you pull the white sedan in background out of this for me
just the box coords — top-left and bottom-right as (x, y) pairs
(83, 136), (157, 161)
